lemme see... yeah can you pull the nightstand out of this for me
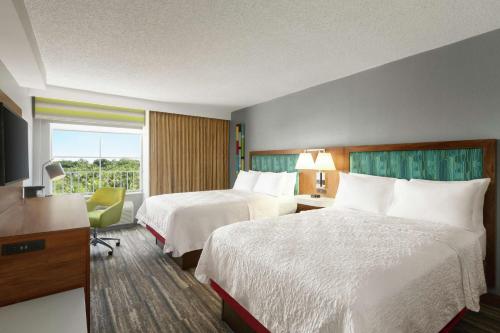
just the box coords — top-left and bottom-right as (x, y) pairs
(295, 194), (335, 212)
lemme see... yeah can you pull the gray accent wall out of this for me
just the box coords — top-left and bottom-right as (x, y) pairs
(230, 28), (500, 294)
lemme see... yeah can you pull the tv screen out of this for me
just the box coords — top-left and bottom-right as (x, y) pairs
(0, 103), (29, 185)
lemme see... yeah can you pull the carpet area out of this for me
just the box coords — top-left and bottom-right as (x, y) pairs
(90, 226), (500, 333)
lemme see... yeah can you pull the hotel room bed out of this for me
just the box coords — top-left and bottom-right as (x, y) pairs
(195, 207), (486, 333)
(195, 139), (496, 332)
(137, 152), (301, 269)
(137, 189), (297, 258)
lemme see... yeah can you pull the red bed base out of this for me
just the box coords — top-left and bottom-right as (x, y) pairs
(210, 280), (467, 333)
(146, 224), (166, 243)
(210, 280), (270, 333)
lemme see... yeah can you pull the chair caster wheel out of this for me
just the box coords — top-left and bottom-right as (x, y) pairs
(116, 242), (120, 246)
(108, 251), (113, 256)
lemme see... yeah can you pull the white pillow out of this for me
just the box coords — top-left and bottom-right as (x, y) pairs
(253, 172), (286, 197)
(281, 172), (297, 196)
(334, 172), (397, 214)
(410, 178), (490, 231)
(387, 179), (478, 230)
(233, 171), (260, 191)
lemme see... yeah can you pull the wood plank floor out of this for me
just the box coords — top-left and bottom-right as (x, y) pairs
(91, 226), (500, 333)
(90, 226), (231, 333)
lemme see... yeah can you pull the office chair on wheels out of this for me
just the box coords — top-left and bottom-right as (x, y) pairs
(87, 187), (125, 255)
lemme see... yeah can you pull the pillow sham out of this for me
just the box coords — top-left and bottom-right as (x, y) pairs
(253, 172), (286, 197)
(410, 178), (490, 231)
(334, 172), (397, 214)
(233, 171), (260, 191)
(387, 179), (478, 230)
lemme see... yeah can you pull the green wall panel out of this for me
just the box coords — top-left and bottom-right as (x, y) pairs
(349, 148), (483, 181)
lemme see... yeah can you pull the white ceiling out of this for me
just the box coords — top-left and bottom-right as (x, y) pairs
(24, 0), (500, 110)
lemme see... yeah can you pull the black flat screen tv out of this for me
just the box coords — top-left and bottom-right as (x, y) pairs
(0, 103), (29, 185)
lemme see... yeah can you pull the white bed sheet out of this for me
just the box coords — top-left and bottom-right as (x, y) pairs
(195, 207), (486, 333)
(277, 196), (297, 215)
(477, 227), (486, 260)
(136, 189), (285, 256)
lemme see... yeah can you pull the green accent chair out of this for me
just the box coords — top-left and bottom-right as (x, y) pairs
(87, 187), (126, 255)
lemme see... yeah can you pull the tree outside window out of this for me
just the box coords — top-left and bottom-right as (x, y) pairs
(51, 125), (142, 194)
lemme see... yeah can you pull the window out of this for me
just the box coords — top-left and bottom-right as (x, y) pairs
(50, 123), (142, 194)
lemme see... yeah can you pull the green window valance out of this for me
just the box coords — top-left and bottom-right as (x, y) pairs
(33, 97), (145, 128)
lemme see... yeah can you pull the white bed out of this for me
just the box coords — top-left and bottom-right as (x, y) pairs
(195, 207), (486, 333)
(136, 189), (297, 257)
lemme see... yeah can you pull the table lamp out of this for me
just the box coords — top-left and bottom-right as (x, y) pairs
(314, 152), (335, 191)
(295, 152), (315, 170)
(295, 151), (320, 198)
(44, 162), (66, 183)
(24, 161), (66, 198)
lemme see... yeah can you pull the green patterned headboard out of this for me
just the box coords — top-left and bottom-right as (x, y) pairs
(346, 140), (499, 289)
(251, 154), (300, 194)
(349, 148), (483, 181)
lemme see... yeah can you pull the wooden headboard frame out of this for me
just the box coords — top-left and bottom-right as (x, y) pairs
(344, 139), (497, 288)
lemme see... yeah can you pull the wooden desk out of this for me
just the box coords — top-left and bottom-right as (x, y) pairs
(0, 194), (90, 330)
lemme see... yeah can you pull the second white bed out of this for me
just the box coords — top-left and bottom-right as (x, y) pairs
(136, 189), (296, 257)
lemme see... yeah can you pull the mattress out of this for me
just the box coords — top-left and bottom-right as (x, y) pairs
(195, 207), (486, 333)
(136, 189), (289, 256)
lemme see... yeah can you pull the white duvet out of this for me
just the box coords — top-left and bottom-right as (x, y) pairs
(195, 207), (486, 333)
(136, 189), (286, 256)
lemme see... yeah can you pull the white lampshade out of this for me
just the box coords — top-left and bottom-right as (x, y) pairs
(295, 153), (315, 170)
(314, 152), (336, 171)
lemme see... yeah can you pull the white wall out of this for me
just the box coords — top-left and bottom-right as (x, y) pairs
(31, 119), (50, 188)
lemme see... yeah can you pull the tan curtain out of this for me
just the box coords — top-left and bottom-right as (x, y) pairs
(150, 111), (229, 195)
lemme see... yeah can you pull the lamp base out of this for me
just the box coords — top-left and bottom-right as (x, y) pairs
(24, 186), (44, 198)
(310, 194), (321, 198)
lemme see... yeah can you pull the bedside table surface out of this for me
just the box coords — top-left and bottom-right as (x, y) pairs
(295, 195), (335, 208)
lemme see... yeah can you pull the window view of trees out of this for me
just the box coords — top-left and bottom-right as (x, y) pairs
(52, 159), (141, 194)
(50, 125), (142, 194)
